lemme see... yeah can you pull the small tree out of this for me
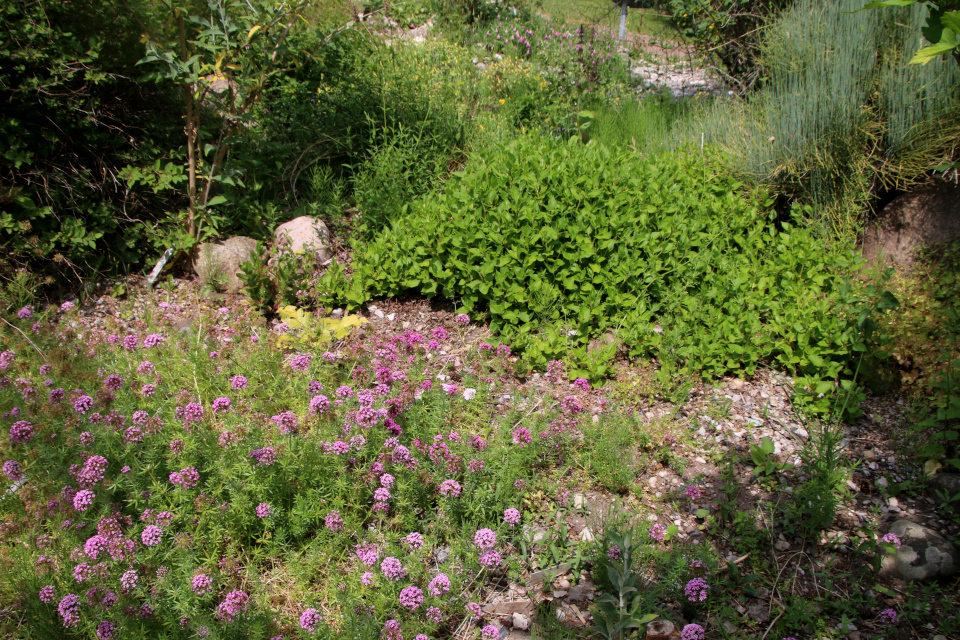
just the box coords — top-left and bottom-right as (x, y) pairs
(136, 0), (350, 245)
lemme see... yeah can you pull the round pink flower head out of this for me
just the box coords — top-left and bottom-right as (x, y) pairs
(504, 508), (521, 527)
(300, 608), (322, 631)
(879, 608), (898, 625)
(405, 531), (424, 550)
(399, 585), (424, 610)
(474, 528), (497, 550)
(141, 525), (163, 547)
(456, 313), (470, 327)
(680, 624), (705, 640)
(256, 503), (271, 518)
(428, 573), (451, 597)
(481, 624), (499, 639)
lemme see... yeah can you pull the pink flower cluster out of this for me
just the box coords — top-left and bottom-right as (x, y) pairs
(169, 467), (200, 489)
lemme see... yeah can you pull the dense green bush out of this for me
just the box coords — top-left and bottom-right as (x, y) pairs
(319, 134), (894, 406)
(0, 0), (182, 284)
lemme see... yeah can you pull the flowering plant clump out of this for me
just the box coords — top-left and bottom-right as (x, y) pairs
(300, 608), (322, 631)
(473, 528), (497, 550)
(503, 508), (521, 527)
(681, 624), (706, 640)
(685, 578), (710, 602)
(650, 523), (667, 542)
(879, 608), (898, 624)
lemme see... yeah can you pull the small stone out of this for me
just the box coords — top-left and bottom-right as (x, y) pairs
(386, 313), (396, 321)
(553, 590), (568, 598)
(512, 612), (531, 631)
(374, 309), (385, 319)
(775, 540), (791, 551)
(573, 493), (584, 509)
(558, 578), (571, 589)
(747, 604), (770, 623)
(567, 586), (584, 602)
(863, 449), (877, 462)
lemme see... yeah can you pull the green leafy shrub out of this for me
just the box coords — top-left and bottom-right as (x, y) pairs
(321, 134), (893, 397)
(353, 122), (456, 238)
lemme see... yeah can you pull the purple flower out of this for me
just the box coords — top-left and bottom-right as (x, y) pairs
(879, 608), (898, 624)
(650, 523), (667, 542)
(479, 549), (501, 568)
(310, 394), (330, 415)
(881, 533), (901, 548)
(230, 375), (248, 390)
(96, 620), (117, 639)
(456, 313), (470, 327)
(212, 397), (231, 414)
(61, 301), (75, 311)
(373, 487), (391, 502)
(123, 335), (138, 351)
(120, 569), (138, 592)
(573, 377), (590, 390)
(356, 543), (378, 566)
(405, 532), (424, 550)
(17, 305), (32, 319)
(560, 395), (583, 415)
(141, 384), (156, 397)
(183, 402), (204, 425)
(361, 571), (374, 586)
(685, 485), (703, 500)
(144, 333), (165, 348)
(399, 585), (424, 610)
(71, 393), (94, 415)
(291, 354), (312, 372)
(512, 427), (532, 446)
(39, 585), (56, 602)
(681, 624), (705, 640)
(685, 578), (710, 602)
(325, 511), (343, 532)
(474, 528), (497, 550)
(426, 606), (443, 623)
(169, 466), (199, 489)
(57, 594), (80, 627)
(84, 535), (108, 559)
(608, 544), (621, 560)
(432, 327), (448, 340)
(103, 374), (123, 391)
(192, 574), (213, 595)
(481, 625), (499, 639)
(256, 503), (271, 518)
(141, 525), (163, 547)
(136, 361), (154, 375)
(8, 420), (33, 444)
(466, 602), (482, 620)
(381, 556), (405, 580)
(504, 508), (521, 527)
(73, 489), (95, 512)
(428, 573), (450, 596)
(215, 590), (249, 623)
(300, 608), (322, 631)
(169, 439), (185, 455)
(439, 479), (461, 497)
(2, 460), (23, 482)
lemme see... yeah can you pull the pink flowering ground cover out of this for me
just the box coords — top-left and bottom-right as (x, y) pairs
(0, 290), (932, 640)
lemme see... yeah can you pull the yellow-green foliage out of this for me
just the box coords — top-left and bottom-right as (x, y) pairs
(275, 306), (368, 349)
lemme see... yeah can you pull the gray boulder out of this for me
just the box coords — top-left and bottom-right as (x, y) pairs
(274, 216), (332, 263)
(862, 178), (960, 267)
(193, 236), (258, 294)
(881, 519), (959, 581)
(928, 473), (960, 498)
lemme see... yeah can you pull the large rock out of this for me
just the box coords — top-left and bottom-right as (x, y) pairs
(881, 519), (959, 581)
(274, 216), (332, 263)
(928, 473), (960, 498)
(193, 236), (258, 294)
(862, 179), (960, 267)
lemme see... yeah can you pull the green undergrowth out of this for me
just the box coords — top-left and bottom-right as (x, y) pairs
(319, 134), (897, 418)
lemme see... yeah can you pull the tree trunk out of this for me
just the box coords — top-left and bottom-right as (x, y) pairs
(178, 14), (197, 238)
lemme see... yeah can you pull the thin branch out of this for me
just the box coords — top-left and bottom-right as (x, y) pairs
(1, 318), (47, 362)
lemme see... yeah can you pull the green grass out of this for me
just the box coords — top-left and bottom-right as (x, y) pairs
(538, 0), (678, 39)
